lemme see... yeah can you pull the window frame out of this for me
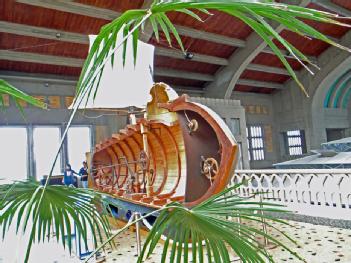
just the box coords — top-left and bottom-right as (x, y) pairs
(32, 125), (63, 178)
(0, 124), (94, 180)
(66, 125), (93, 171)
(0, 125), (29, 181)
(284, 129), (306, 156)
(247, 125), (265, 161)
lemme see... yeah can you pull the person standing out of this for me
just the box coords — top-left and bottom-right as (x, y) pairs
(62, 163), (78, 187)
(79, 161), (89, 188)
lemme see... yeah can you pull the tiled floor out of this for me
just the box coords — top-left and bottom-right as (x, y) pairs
(100, 220), (351, 263)
(1, 220), (351, 262)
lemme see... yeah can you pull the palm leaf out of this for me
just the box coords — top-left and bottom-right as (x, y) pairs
(0, 181), (112, 262)
(0, 79), (47, 110)
(137, 186), (302, 263)
(84, 185), (302, 263)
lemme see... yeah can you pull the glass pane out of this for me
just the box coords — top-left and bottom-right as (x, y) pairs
(67, 127), (91, 172)
(33, 127), (61, 179)
(0, 127), (27, 184)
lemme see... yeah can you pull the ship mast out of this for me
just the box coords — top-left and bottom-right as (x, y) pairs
(140, 114), (152, 197)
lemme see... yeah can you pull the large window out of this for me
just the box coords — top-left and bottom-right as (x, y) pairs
(67, 126), (92, 171)
(284, 130), (306, 156)
(33, 127), (62, 178)
(0, 127), (28, 184)
(247, 125), (265, 161)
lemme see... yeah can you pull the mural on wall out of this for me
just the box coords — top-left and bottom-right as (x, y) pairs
(48, 96), (61, 109)
(264, 125), (273, 153)
(2, 94), (10, 107)
(65, 96), (74, 108)
(324, 69), (351, 109)
(244, 105), (269, 115)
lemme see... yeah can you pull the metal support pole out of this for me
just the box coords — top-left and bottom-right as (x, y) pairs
(134, 212), (142, 256)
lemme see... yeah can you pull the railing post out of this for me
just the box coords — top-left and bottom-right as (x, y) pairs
(134, 212), (142, 256)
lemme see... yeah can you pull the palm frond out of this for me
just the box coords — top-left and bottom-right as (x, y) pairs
(136, 185), (302, 263)
(84, 185), (302, 263)
(0, 79), (47, 111)
(0, 181), (111, 262)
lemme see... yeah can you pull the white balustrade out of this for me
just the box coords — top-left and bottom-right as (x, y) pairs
(230, 169), (351, 220)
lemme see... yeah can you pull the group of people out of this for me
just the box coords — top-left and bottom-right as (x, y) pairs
(62, 161), (89, 188)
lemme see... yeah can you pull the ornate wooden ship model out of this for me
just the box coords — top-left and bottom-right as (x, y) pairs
(90, 83), (238, 220)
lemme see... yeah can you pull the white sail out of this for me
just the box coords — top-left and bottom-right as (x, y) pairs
(74, 33), (155, 109)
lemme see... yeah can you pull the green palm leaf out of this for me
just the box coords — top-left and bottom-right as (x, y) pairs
(0, 79), (47, 111)
(138, 186), (302, 263)
(85, 185), (302, 263)
(0, 181), (112, 262)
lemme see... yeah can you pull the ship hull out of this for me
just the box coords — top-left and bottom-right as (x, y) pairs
(91, 83), (238, 213)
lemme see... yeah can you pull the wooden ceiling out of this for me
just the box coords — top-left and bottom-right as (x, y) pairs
(0, 0), (350, 95)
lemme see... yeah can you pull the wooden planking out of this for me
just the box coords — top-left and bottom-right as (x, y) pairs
(237, 79), (284, 89)
(174, 25), (246, 47)
(154, 68), (214, 82)
(167, 10), (252, 40)
(155, 56), (220, 75)
(2, 1), (109, 35)
(0, 21), (88, 44)
(154, 76), (206, 88)
(305, 3), (349, 38)
(252, 53), (304, 71)
(111, 144), (127, 186)
(235, 84), (275, 94)
(75, 0), (144, 12)
(151, 124), (179, 194)
(15, 0), (249, 48)
(167, 124), (187, 195)
(332, 0), (351, 10)
(0, 60), (82, 76)
(147, 131), (167, 194)
(0, 50), (84, 67)
(149, 33), (237, 59)
(241, 70), (290, 83)
(0, 32), (88, 59)
(155, 46), (229, 66)
(274, 30), (331, 57)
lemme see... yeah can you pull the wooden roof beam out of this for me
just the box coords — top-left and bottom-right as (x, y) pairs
(204, 0), (311, 99)
(246, 63), (289, 75)
(173, 25), (246, 47)
(1, 22), (292, 74)
(0, 51), (283, 89)
(0, 50), (84, 67)
(155, 47), (228, 66)
(173, 86), (205, 94)
(16, 0), (120, 20)
(262, 47), (318, 64)
(16, 0), (247, 48)
(0, 21), (88, 44)
(237, 79), (284, 89)
(154, 68), (215, 82)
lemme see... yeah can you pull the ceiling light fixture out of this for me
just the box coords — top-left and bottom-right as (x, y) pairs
(184, 52), (194, 60)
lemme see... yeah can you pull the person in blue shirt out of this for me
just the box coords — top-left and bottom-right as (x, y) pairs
(62, 163), (78, 186)
(79, 161), (89, 188)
